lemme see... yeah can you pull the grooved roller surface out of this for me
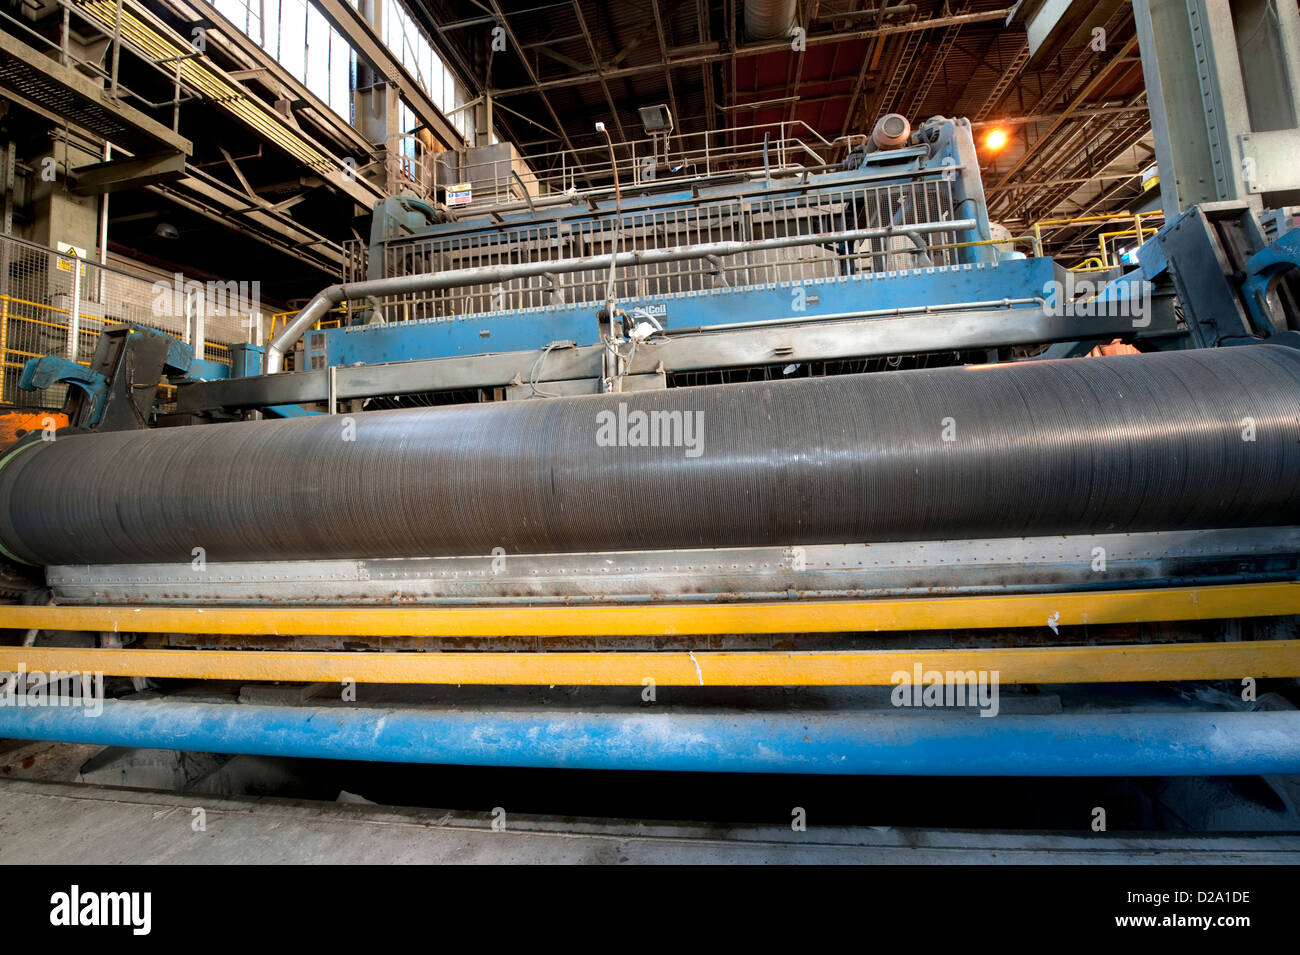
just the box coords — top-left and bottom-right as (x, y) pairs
(2, 346), (1300, 566)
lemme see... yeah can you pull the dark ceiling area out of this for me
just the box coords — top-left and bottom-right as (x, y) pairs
(412, 0), (1154, 262)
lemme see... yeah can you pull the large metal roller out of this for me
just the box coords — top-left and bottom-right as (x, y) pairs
(2, 345), (1299, 566)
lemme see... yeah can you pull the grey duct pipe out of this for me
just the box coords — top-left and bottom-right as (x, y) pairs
(745, 0), (798, 39)
(264, 218), (978, 373)
(2, 345), (1299, 566)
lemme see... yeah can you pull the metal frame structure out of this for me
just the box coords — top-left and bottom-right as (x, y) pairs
(1134, 0), (1300, 218)
(40, 528), (1300, 605)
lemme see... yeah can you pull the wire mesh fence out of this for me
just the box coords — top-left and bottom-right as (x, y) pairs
(0, 234), (259, 410)
(375, 178), (961, 323)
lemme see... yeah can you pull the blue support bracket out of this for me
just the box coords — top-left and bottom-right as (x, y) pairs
(158, 331), (194, 375)
(18, 356), (109, 426)
(229, 343), (265, 378)
(1243, 227), (1300, 334)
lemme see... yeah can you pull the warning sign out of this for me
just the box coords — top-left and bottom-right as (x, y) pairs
(55, 242), (87, 276)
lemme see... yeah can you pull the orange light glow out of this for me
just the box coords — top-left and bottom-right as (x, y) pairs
(985, 129), (1008, 150)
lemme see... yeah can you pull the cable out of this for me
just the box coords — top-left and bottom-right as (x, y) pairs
(612, 337), (638, 392)
(597, 123), (623, 344)
(528, 340), (571, 398)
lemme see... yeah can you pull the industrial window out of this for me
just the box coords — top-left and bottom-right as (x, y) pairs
(212, 0), (263, 43)
(382, 0), (476, 141)
(212, 0), (496, 144)
(211, 0), (355, 121)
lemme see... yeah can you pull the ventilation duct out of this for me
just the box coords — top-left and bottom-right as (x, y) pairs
(744, 0), (798, 40)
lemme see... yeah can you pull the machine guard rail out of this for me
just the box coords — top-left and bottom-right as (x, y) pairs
(266, 217), (977, 372)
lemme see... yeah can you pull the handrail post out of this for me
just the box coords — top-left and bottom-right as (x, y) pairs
(0, 294), (8, 404)
(109, 0), (124, 98)
(67, 253), (81, 361)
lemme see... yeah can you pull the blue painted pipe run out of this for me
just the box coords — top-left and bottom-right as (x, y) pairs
(2, 700), (1299, 775)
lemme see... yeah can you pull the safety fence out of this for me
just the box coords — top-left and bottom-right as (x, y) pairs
(377, 176), (963, 322)
(0, 234), (258, 410)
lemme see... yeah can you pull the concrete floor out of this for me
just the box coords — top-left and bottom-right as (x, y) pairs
(2, 777), (1299, 864)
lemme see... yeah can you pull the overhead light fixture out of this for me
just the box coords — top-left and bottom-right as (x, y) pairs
(638, 104), (673, 135)
(985, 129), (1008, 151)
(154, 222), (179, 240)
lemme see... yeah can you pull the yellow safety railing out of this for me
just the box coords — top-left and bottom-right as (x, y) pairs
(1096, 225), (1159, 269)
(1029, 211), (1164, 271)
(1070, 257), (1112, 273)
(0, 294), (87, 406)
(0, 293), (234, 408)
(0, 296), (6, 405)
(268, 307), (348, 336)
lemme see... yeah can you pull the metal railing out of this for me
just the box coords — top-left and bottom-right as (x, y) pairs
(268, 309), (347, 335)
(386, 133), (437, 202)
(0, 0), (202, 134)
(445, 120), (867, 212)
(1030, 211), (1165, 269)
(380, 176), (961, 321)
(341, 239), (369, 285)
(0, 235), (255, 410)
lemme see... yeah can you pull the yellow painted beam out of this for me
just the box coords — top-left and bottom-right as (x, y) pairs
(1, 640), (1297, 686)
(0, 582), (1297, 636)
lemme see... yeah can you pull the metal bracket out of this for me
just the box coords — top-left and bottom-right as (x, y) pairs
(1239, 129), (1300, 195)
(1243, 227), (1300, 335)
(18, 356), (108, 426)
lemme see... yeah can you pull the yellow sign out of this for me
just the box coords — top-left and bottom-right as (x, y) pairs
(55, 242), (87, 276)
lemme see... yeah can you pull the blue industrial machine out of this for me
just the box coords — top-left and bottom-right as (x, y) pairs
(3, 108), (1300, 782)
(159, 113), (1194, 415)
(186, 115), (1157, 407)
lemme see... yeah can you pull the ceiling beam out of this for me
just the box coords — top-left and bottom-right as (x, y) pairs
(490, 8), (1016, 97)
(986, 34), (1140, 197)
(570, 0), (629, 142)
(650, 0), (682, 136)
(484, 0), (598, 184)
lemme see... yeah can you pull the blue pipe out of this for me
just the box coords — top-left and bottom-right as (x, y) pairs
(2, 701), (1299, 775)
